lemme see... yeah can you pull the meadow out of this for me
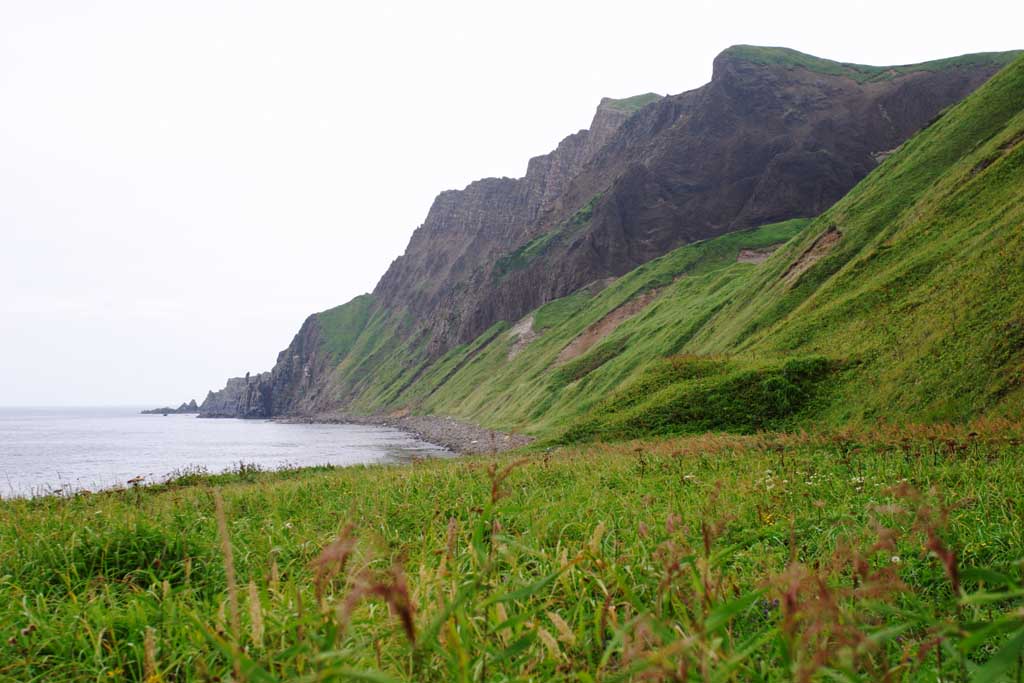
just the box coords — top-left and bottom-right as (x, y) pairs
(2, 420), (1022, 682)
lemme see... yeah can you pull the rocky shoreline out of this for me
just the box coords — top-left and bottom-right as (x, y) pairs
(277, 413), (533, 455)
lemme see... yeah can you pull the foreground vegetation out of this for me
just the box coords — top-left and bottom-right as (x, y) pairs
(2, 420), (1023, 681)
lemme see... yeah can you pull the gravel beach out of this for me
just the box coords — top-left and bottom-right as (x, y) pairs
(278, 413), (533, 454)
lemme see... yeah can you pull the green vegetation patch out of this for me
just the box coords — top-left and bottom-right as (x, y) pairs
(492, 195), (601, 280)
(556, 354), (836, 443)
(550, 336), (632, 388)
(533, 286), (597, 331)
(316, 294), (375, 363)
(601, 92), (662, 113)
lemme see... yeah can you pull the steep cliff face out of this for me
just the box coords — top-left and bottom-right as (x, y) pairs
(201, 46), (1020, 418)
(372, 95), (661, 352)
(200, 311), (343, 417)
(199, 373), (272, 418)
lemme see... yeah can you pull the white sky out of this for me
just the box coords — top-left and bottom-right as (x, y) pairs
(1, 0), (1021, 406)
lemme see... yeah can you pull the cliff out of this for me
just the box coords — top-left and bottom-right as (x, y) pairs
(371, 94), (661, 353)
(378, 47), (1010, 352)
(199, 373), (272, 418)
(200, 46), (1021, 419)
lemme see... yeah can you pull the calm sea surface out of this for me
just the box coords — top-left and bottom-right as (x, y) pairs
(0, 407), (452, 498)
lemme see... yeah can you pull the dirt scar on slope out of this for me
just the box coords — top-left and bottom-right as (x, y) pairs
(507, 314), (539, 360)
(506, 277), (619, 361)
(781, 225), (842, 287)
(555, 288), (662, 364)
(736, 244), (784, 264)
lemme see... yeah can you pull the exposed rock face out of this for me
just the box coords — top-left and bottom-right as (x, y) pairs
(198, 312), (342, 418)
(373, 96), (655, 353)
(199, 373), (272, 418)
(201, 47), (1018, 418)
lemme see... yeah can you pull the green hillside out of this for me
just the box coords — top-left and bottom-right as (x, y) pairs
(313, 53), (1024, 442)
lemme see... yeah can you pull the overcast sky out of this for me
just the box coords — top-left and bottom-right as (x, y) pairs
(2, 1), (1021, 406)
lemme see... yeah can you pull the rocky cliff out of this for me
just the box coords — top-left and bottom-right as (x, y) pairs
(377, 48), (1009, 352)
(372, 94), (662, 353)
(200, 46), (1020, 419)
(199, 373), (272, 418)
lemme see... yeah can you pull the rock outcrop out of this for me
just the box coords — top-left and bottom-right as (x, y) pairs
(373, 95), (661, 354)
(141, 399), (199, 415)
(199, 373), (272, 418)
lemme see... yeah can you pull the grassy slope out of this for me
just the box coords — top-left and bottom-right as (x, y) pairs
(409, 219), (812, 435)
(350, 55), (1024, 440)
(3, 423), (1022, 681)
(687, 54), (1024, 423)
(317, 294), (375, 362)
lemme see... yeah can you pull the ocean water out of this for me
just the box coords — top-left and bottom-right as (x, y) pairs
(0, 407), (452, 498)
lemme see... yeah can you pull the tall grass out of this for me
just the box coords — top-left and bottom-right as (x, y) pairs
(1, 420), (1022, 681)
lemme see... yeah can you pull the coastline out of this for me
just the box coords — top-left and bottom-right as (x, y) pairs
(275, 412), (534, 454)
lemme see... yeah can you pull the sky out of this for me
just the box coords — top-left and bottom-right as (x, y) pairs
(1, 0), (1022, 406)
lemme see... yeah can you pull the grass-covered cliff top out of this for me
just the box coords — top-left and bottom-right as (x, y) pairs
(722, 44), (1023, 82)
(600, 92), (663, 113)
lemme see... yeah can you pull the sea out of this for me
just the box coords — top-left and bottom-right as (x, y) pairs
(0, 406), (452, 498)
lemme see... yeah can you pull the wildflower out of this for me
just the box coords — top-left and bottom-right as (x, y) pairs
(758, 598), (780, 617)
